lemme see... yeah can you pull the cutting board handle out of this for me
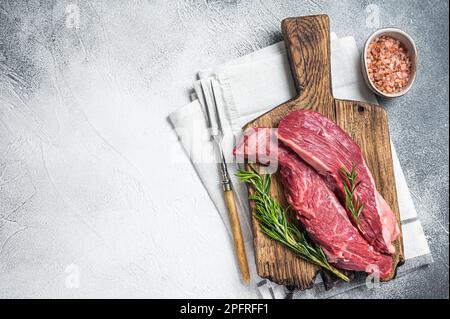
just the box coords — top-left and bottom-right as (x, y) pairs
(281, 15), (333, 106)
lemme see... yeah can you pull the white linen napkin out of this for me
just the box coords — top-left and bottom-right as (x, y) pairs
(169, 34), (432, 299)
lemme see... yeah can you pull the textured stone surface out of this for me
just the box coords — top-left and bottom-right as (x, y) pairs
(0, 0), (448, 298)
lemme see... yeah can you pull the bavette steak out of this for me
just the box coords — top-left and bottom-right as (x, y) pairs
(234, 129), (394, 279)
(277, 110), (400, 255)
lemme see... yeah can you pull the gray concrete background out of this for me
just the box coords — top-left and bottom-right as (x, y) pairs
(0, 0), (448, 298)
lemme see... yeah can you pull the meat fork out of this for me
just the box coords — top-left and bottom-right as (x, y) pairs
(200, 78), (250, 284)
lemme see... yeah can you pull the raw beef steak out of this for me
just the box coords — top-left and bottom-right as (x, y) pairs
(234, 130), (394, 279)
(277, 110), (400, 254)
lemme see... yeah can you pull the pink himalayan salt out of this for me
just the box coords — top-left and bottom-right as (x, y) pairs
(367, 35), (412, 94)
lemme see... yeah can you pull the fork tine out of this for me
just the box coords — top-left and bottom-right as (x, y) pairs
(210, 79), (224, 137)
(200, 79), (220, 137)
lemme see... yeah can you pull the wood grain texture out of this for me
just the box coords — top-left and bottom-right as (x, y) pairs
(244, 15), (404, 290)
(334, 99), (405, 273)
(224, 189), (251, 284)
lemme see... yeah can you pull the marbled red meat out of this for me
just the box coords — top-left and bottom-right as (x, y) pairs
(277, 110), (400, 254)
(234, 130), (394, 279)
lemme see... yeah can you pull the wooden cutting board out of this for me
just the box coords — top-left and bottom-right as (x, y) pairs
(243, 15), (405, 290)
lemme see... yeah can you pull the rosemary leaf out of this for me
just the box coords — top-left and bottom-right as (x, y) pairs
(339, 163), (365, 232)
(236, 169), (349, 282)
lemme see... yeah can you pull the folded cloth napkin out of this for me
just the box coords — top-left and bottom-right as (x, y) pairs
(169, 34), (432, 299)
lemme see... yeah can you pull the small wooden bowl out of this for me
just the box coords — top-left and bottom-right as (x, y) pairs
(361, 28), (417, 98)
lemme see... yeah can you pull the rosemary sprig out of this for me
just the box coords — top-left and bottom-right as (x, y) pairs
(339, 163), (365, 232)
(236, 167), (349, 282)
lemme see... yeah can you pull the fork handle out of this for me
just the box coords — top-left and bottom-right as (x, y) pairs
(224, 189), (251, 284)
